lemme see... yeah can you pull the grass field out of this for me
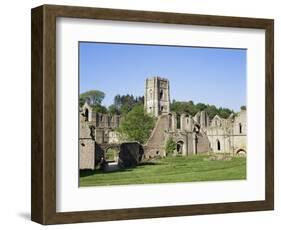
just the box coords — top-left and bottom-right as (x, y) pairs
(79, 154), (246, 187)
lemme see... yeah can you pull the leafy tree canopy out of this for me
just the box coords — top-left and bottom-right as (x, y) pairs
(165, 138), (176, 156)
(240, 105), (247, 110)
(109, 94), (144, 115)
(170, 100), (235, 119)
(117, 105), (155, 144)
(92, 104), (108, 114)
(79, 90), (105, 107)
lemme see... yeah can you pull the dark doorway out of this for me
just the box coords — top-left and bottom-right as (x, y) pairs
(176, 141), (184, 154)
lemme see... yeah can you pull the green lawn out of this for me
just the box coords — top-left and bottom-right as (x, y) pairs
(79, 154), (246, 187)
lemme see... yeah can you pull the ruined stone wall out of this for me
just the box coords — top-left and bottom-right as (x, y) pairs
(233, 110), (247, 135)
(165, 111), (211, 155)
(196, 132), (210, 153)
(208, 134), (232, 153)
(91, 112), (121, 129)
(81, 102), (121, 129)
(206, 110), (247, 154)
(80, 113), (92, 138)
(79, 112), (96, 169)
(79, 139), (95, 169)
(187, 133), (194, 154)
(108, 131), (121, 144)
(144, 114), (169, 158)
(95, 129), (104, 143)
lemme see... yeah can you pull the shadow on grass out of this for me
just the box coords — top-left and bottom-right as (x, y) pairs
(80, 161), (160, 178)
(138, 161), (159, 166)
(80, 167), (135, 177)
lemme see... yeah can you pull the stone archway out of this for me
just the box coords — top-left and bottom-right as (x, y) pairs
(236, 148), (246, 156)
(104, 146), (120, 162)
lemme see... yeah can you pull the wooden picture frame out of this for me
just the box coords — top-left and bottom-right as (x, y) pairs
(31, 4), (274, 225)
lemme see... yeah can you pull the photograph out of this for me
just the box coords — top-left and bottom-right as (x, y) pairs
(78, 42), (247, 187)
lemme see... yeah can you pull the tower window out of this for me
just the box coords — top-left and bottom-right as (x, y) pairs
(160, 89), (163, 100)
(160, 106), (164, 112)
(149, 89), (153, 99)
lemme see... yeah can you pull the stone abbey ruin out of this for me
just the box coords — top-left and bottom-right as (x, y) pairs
(79, 76), (247, 170)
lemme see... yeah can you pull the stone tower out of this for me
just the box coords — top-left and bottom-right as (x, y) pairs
(144, 76), (170, 117)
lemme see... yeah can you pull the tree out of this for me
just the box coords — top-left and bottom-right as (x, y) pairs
(240, 105), (247, 111)
(205, 105), (217, 119)
(92, 104), (107, 114)
(170, 101), (198, 116)
(196, 103), (207, 111)
(108, 104), (120, 115)
(170, 100), (234, 119)
(118, 105), (155, 144)
(112, 94), (144, 115)
(79, 90), (105, 107)
(114, 94), (122, 110)
(217, 107), (233, 119)
(165, 138), (176, 156)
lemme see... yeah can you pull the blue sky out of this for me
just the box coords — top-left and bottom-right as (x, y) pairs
(79, 42), (246, 112)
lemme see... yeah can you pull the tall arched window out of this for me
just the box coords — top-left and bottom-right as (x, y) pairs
(84, 108), (89, 122)
(149, 89), (153, 99)
(239, 123), (242, 134)
(217, 140), (221, 151)
(168, 114), (172, 129)
(159, 89), (163, 100)
(176, 114), (181, 129)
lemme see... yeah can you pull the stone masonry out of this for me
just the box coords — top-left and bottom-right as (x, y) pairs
(143, 76), (247, 158)
(79, 76), (247, 169)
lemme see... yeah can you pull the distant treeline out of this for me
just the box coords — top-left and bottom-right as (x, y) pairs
(171, 100), (239, 119)
(80, 90), (144, 115)
(80, 90), (245, 118)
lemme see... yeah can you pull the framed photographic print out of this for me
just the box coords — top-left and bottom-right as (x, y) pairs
(31, 4), (274, 225)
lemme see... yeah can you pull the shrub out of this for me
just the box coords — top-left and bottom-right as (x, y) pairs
(165, 138), (176, 156)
